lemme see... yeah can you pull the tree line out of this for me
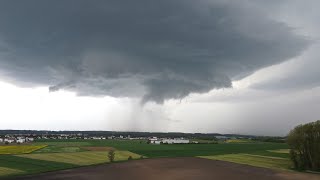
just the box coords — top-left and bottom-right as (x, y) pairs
(287, 120), (320, 171)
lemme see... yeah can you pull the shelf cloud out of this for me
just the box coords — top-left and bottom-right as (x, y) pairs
(0, 0), (309, 103)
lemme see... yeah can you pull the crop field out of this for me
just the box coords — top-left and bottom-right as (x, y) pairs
(0, 167), (24, 176)
(81, 146), (116, 151)
(191, 139), (218, 144)
(17, 151), (141, 165)
(34, 146), (85, 153)
(226, 139), (254, 143)
(246, 149), (290, 159)
(268, 149), (290, 154)
(0, 139), (294, 178)
(0, 145), (47, 155)
(34, 139), (289, 158)
(199, 154), (292, 170)
(34, 141), (92, 147)
(0, 155), (76, 176)
(16, 158), (320, 180)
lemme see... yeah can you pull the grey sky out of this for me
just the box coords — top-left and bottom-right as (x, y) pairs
(0, 0), (308, 102)
(0, 0), (319, 135)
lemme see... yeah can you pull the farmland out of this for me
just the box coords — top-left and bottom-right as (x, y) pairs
(0, 167), (24, 177)
(34, 139), (289, 158)
(0, 155), (76, 176)
(34, 146), (85, 153)
(0, 145), (47, 155)
(199, 154), (291, 170)
(17, 151), (141, 165)
(268, 149), (290, 154)
(0, 139), (312, 179)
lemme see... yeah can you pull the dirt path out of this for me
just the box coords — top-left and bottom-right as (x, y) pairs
(11, 157), (320, 180)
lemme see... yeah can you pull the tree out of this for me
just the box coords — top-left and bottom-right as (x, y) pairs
(108, 150), (115, 163)
(287, 120), (320, 171)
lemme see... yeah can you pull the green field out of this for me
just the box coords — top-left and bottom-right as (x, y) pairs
(226, 139), (254, 143)
(0, 155), (76, 176)
(17, 151), (141, 165)
(34, 139), (289, 158)
(268, 149), (290, 154)
(199, 154), (292, 170)
(0, 167), (24, 176)
(34, 141), (92, 147)
(34, 146), (85, 153)
(0, 145), (47, 155)
(0, 139), (292, 178)
(191, 139), (218, 144)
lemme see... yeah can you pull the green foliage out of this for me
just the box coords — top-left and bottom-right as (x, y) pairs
(108, 150), (115, 162)
(128, 156), (133, 160)
(287, 120), (320, 171)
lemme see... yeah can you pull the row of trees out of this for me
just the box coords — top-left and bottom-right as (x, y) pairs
(287, 120), (320, 171)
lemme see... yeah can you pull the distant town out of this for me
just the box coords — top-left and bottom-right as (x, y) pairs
(0, 130), (285, 144)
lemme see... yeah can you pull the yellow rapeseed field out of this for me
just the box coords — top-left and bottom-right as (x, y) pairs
(0, 145), (47, 154)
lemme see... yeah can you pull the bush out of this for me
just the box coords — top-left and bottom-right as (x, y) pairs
(287, 120), (320, 171)
(128, 156), (133, 160)
(108, 150), (115, 163)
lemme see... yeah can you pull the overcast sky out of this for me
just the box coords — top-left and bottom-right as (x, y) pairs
(0, 0), (319, 136)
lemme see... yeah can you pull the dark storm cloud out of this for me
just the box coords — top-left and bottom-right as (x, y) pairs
(251, 45), (320, 91)
(0, 0), (308, 102)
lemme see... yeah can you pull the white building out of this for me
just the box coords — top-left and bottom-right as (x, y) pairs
(162, 138), (190, 144)
(4, 138), (15, 144)
(17, 138), (26, 143)
(92, 137), (102, 140)
(27, 137), (34, 142)
(0, 138), (3, 143)
(108, 136), (116, 139)
(148, 137), (159, 144)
